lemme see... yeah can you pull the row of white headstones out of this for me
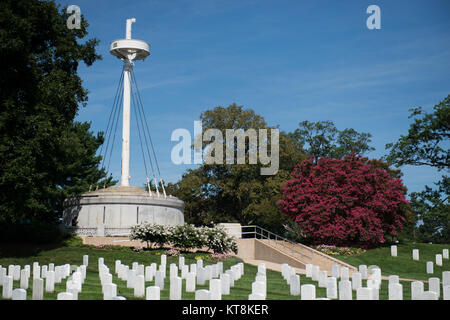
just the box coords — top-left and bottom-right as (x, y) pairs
(1, 248), (448, 300)
(0, 261), (85, 300)
(0, 255), (248, 300)
(282, 262), (450, 300)
(391, 246), (448, 274)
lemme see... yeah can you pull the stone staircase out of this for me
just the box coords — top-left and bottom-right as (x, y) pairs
(235, 225), (358, 274)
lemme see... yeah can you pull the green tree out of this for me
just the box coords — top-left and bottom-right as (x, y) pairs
(385, 95), (450, 243)
(288, 120), (375, 162)
(170, 103), (306, 234)
(385, 95), (449, 170)
(0, 0), (113, 224)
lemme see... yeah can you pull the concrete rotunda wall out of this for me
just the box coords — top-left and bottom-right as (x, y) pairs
(62, 186), (185, 235)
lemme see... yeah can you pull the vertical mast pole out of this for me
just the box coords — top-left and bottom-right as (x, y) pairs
(120, 18), (136, 186)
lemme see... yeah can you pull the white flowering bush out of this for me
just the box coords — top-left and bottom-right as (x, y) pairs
(130, 223), (169, 248)
(130, 223), (237, 254)
(169, 224), (206, 251)
(201, 225), (238, 254)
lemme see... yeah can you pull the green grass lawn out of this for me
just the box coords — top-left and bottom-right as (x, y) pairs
(334, 242), (449, 281)
(0, 243), (448, 300)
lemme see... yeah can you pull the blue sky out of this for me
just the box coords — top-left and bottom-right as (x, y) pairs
(57, 0), (450, 194)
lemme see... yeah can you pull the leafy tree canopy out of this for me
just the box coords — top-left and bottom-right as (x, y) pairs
(288, 120), (375, 162)
(0, 0), (114, 224)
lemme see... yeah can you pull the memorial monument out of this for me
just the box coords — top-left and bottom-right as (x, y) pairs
(61, 18), (184, 236)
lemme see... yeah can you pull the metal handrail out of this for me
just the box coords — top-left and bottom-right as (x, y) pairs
(241, 225), (313, 262)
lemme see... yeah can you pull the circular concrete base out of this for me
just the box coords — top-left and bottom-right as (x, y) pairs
(61, 186), (184, 236)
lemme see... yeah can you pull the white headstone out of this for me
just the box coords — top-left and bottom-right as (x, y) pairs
(196, 259), (203, 270)
(257, 263), (266, 276)
(301, 284), (316, 300)
(443, 285), (450, 300)
(170, 276), (182, 300)
(186, 272), (196, 293)
(421, 291), (438, 300)
(356, 287), (373, 300)
(195, 289), (211, 300)
(170, 264), (178, 279)
(305, 264), (313, 278)
(311, 266), (320, 281)
(388, 283), (403, 300)
(145, 266), (153, 282)
(134, 275), (145, 298)
(338, 280), (352, 300)
(411, 281), (424, 300)
(351, 272), (362, 291)
(32, 277), (44, 300)
(290, 274), (300, 296)
(11, 288), (27, 300)
(443, 271), (450, 287)
(13, 265), (21, 281)
(155, 270), (165, 290)
(436, 254), (443, 267)
(340, 267), (349, 281)
(161, 254), (167, 267)
(127, 269), (136, 289)
(210, 279), (222, 300)
(146, 286), (160, 300)
(388, 275), (399, 285)
(331, 264), (340, 278)
(181, 265), (189, 279)
(0, 267), (6, 287)
(20, 269), (29, 290)
(391, 245), (397, 257)
(197, 267), (206, 285)
(103, 283), (117, 300)
(190, 263), (197, 275)
(426, 261), (433, 274)
(83, 255), (89, 266)
(179, 256), (185, 268)
(443, 249), (449, 259)
(359, 265), (367, 280)
(45, 271), (55, 293)
(2, 275), (13, 299)
(318, 270), (328, 288)
(252, 281), (266, 300)
(248, 293), (265, 300)
(137, 264), (145, 277)
(428, 277), (440, 298)
(225, 270), (235, 287)
(220, 273), (230, 295)
(33, 265), (40, 279)
(326, 277), (337, 299)
(412, 249), (419, 261)
(57, 292), (74, 300)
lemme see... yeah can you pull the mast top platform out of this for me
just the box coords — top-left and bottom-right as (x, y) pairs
(110, 18), (150, 61)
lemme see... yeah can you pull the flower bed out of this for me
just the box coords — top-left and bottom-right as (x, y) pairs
(314, 244), (366, 256)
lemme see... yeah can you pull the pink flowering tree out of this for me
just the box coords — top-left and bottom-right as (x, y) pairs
(277, 154), (412, 246)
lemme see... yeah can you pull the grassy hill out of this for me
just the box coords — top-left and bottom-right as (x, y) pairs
(0, 241), (448, 300)
(334, 242), (449, 281)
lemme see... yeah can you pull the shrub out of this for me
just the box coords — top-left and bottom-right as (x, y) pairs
(129, 223), (238, 254)
(277, 154), (412, 246)
(130, 224), (169, 248)
(169, 224), (206, 251)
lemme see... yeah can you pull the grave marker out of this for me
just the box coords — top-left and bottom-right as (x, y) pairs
(32, 278), (44, 300)
(338, 280), (352, 300)
(146, 286), (161, 300)
(301, 284), (316, 300)
(170, 276), (182, 300)
(11, 288), (27, 300)
(388, 283), (403, 300)
(411, 281), (424, 300)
